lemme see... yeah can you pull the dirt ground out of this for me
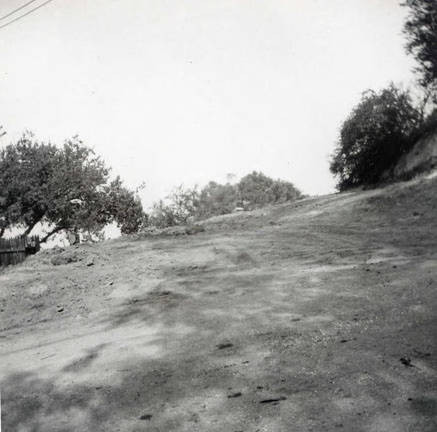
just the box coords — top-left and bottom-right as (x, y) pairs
(1, 175), (437, 432)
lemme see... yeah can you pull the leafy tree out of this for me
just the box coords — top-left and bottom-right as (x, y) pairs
(0, 134), (59, 238)
(330, 84), (422, 190)
(268, 179), (302, 203)
(148, 186), (199, 228)
(0, 133), (146, 241)
(147, 173), (302, 229)
(238, 171), (301, 208)
(196, 181), (239, 218)
(167, 185), (199, 222)
(238, 172), (274, 207)
(104, 177), (147, 234)
(148, 200), (176, 228)
(402, 0), (437, 96)
(41, 137), (111, 241)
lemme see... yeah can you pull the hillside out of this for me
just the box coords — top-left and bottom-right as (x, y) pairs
(390, 128), (437, 180)
(1, 174), (437, 432)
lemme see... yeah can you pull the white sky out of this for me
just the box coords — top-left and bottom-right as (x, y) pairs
(0, 0), (416, 208)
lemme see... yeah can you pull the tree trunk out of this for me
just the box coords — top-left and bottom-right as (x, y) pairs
(23, 211), (48, 236)
(23, 218), (41, 236)
(40, 226), (64, 243)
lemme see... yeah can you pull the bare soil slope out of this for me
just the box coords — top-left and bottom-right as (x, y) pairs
(1, 175), (437, 432)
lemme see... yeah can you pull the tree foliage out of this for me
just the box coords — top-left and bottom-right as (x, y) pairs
(196, 181), (239, 218)
(147, 172), (302, 228)
(402, 0), (437, 96)
(104, 177), (146, 235)
(238, 172), (275, 207)
(0, 134), (146, 241)
(330, 84), (422, 190)
(0, 135), (58, 238)
(238, 172), (301, 208)
(148, 186), (199, 228)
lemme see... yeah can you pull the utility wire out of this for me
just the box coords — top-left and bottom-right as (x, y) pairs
(0, 0), (56, 31)
(0, 0), (40, 21)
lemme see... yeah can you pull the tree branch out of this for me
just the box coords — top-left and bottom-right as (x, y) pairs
(40, 226), (64, 243)
(23, 215), (44, 236)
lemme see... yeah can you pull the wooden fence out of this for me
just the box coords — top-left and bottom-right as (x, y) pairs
(0, 235), (40, 267)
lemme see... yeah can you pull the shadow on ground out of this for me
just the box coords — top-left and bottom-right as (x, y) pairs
(2, 177), (437, 431)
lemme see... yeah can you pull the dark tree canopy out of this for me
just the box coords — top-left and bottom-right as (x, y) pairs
(0, 135), (59, 238)
(0, 134), (146, 241)
(402, 0), (437, 95)
(330, 84), (422, 190)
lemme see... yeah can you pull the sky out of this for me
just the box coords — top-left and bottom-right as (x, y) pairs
(0, 0), (417, 209)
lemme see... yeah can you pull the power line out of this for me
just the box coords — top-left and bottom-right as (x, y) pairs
(0, 0), (56, 31)
(0, 0), (40, 21)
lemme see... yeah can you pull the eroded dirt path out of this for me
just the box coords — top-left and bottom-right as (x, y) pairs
(1, 178), (437, 431)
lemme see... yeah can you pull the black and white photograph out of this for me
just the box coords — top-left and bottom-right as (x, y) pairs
(0, 0), (436, 430)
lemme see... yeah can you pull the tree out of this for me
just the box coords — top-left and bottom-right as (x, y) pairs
(104, 177), (147, 234)
(0, 134), (59, 238)
(238, 171), (302, 208)
(196, 181), (239, 218)
(238, 172), (275, 207)
(41, 137), (111, 241)
(268, 179), (302, 203)
(148, 185), (199, 228)
(0, 133), (146, 241)
(402, 0), (437, 97)
(330, 84), (422, 190)
(147, 173), (302, 229)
